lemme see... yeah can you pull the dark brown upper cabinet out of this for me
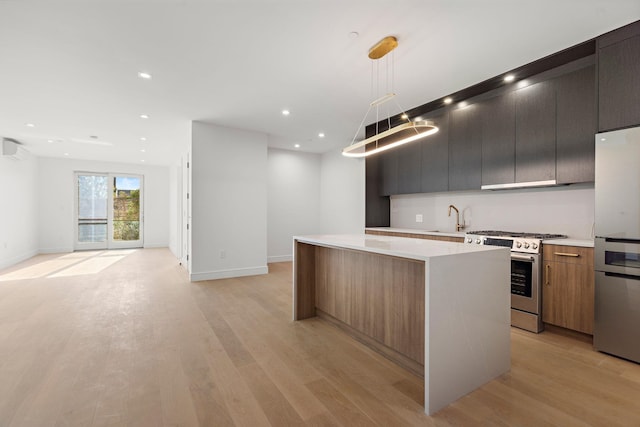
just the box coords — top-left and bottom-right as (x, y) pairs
(449, 104), (482, 191)
(515, 81), (557, 183)
(598, 20), (640, 132)
(365, 154), (390, 227)
(421, 110), (449, 193)
(396, 137), (422, 194)
(481, 92), (516, 186)
(555, 66), (596, 184)
(379, 149), (398, 196)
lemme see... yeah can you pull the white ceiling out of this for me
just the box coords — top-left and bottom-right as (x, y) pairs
(1, 1), (639, 166)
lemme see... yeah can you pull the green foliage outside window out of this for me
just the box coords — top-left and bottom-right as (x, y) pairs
(113, 189), (140, 241)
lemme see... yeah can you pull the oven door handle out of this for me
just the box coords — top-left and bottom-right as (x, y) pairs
(511, 254), (535, 262)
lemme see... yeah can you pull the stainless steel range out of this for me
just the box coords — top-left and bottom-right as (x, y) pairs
(465, 230), (567, 333)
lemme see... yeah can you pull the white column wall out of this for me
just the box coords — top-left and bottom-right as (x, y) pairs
(0, 153), (39, 269)
(190, 121), (268, 281)
(37, 157), (171, 253)
(168, 163), (181, 259)
(320, 149), (365, 234)
(267, 148), (321, 262)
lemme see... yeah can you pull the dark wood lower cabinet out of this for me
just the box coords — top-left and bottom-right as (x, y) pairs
(365, 229), (464, 243)
(542, 245), (594, 335)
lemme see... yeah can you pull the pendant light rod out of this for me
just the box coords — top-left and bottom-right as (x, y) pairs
(343, 35), (439, 158)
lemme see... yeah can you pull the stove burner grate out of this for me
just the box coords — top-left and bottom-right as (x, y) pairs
(467, 230), (567, 239)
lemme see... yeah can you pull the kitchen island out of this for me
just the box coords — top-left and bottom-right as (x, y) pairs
(293, 233), (511, 415)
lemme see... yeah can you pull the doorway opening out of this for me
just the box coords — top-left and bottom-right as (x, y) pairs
(75, 173), (144, 250)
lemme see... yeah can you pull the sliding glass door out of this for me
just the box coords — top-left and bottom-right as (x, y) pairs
(75, 173), (144, 250)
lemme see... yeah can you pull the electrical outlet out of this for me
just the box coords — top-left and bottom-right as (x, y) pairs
(415, 214), (423, 223)
(220, 250), (226, 259)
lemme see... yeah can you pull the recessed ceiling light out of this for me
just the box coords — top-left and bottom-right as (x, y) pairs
(504, 74), (515, 82)
(349, 31), (359, 39)
(601, 138), (606, 141)
(282, 110), (290, 116)
(138, 71), (152, 80)
(140, 149), (146, 153)
(140, 114), (149, 119)
(443, 97), (453, 105)
(140, 137), (147, 141)
(294, 144), (300, 148)
(25, 123), (35, 127)
(141, 159), (145, 162)
(90, 135), (98, 139)
(64, 153), (69, 156)
(318, 132), (325, 138)
(401, 114), (409, 120)
(47, 139), (54, 143)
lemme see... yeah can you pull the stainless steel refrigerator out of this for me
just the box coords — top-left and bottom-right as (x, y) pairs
(594, 126), (640, 363)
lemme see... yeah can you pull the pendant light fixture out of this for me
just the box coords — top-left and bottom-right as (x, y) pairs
(342, 36), (438, 158)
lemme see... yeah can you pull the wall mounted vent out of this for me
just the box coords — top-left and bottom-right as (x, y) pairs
(2, 138), (29, 160)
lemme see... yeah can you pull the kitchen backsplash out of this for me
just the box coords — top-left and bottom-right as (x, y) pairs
(390, 183), (594, 239)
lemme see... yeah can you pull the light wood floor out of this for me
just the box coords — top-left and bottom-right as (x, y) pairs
(1, 248), (639, 426)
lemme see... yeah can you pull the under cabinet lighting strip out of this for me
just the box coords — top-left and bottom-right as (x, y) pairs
(481, 180), (557, 190)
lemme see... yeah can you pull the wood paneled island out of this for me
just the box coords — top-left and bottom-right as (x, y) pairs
(293, 234), (511, 415)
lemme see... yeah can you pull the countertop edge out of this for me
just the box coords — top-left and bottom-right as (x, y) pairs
(542, 238), (594, 248)
(365, 227), (465, 239)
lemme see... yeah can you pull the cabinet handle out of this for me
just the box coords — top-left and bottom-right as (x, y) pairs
(545, 264), (550, 285)
(554, 252), (580, 257)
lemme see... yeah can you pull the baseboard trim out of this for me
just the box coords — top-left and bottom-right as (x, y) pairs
(268, 255), (292, 263)
(190, 265), (268, 282)
(39, 247), (74, 254)
(143, 243), (169, 249)
(0, 249), (39, 271)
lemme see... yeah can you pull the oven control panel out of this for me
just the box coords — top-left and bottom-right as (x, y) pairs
(464, 235), (542, 254)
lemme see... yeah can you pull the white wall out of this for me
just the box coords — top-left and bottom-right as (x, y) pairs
(190, 121), (268, 281)
(267, 149), (321, 262)
(168, 164), (181, 259)
(320, 149), (365, 234)
(390, 183), (595, 239)
(38, 157), (171, 253)
(0, 153), (39, 270)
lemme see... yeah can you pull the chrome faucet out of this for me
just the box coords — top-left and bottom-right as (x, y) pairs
(448, 204), (464, 232)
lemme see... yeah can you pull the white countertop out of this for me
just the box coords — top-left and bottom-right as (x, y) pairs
(365, 227), (465, 239)
(542, 238), (594, 248)
(295, 233), (507, 261)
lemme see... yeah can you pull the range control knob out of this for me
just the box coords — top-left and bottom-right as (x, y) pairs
(516, 242), (522, 248)
(466, 237), (472, 243)
(476, 238), (482, 244)
(524, 242), (530, 249)
(532, 243), (538, 250)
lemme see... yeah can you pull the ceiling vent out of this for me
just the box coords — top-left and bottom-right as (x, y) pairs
(2, 138), (29, 160)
